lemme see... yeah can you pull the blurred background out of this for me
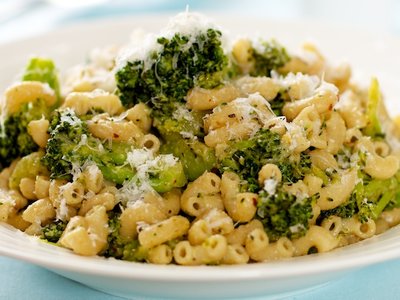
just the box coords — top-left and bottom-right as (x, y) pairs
(0, 0), (400, 44)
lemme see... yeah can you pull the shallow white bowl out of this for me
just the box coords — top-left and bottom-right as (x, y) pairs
(2, 223), (400, 299)
(1, 15), (400, 299)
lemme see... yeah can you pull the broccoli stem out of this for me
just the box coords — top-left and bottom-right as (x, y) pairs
(363, 178), (386, 200)
(99, 161), (186, 192)
(363, 78), (384, 138)
(373, 190), (395, 219)
(160, 133), (216, 181)
(320, 172), (400, 223)
(98, 165), (135, 184)
(149, 162), (187, 193)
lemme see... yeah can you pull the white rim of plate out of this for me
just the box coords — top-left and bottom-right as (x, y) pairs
(1, 223), (400, 282)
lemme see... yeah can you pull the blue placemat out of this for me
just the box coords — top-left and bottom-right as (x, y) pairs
(1, 256), (400, 300)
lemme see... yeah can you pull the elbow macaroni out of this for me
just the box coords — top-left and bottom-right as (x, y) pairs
(181, 172), (223, 217)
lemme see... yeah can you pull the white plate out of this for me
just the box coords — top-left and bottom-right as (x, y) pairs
(1, 15), (400, 300)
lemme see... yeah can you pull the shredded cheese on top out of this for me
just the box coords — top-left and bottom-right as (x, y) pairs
(263, 179), (278, 196)
(116, 149), (178, 207)
(115, 12), (220, 72)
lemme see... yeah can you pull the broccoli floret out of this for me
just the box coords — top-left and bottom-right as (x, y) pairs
(116, 27), (228, 110)
(249, 40), (290, 77)
(103, 211), (147, 261)
(41, 220), (67, 243)
(42, 109), (187, 192)
(219, 129), (311, 192)
(22, 57), (60, 100)
(257, 189), (314, 241)
(115, 22), (227, 181)
(319, 172), (400, 223)
(42, 108), (91, 180)
(42, 108), (138, 183)
(0, 99), (50, 169)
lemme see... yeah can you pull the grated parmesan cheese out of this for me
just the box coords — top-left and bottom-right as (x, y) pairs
(278, 73), (320, 100)
(229, 93), (274, 128)
(172, 104), (195, 123)
(56, 187), (69, 221)
(283, 122), (308, 152)
(115, 32), (161, 72)
(117, 149), (178, 207)
(294, 190), (309, 203)
(116, 179), (152, 207)
(263, 179), (278, 196)
(115, 12), (221, 72)
(289, 223), (306, 234)
(180, 131), (197, 140)
(161, 11), (217, 41)
(60, 108), (83, 127)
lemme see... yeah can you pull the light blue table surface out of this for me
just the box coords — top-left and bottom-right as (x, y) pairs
(1, 1), (400, 299)
(1, 255), (400, 300)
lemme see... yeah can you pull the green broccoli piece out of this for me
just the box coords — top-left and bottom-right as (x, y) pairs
(42, 108), (134, 183)
(154, 104), (217, 181)
(22, 57), (60, 100)
(153, 105), (205, 138)
(9, 151), (49, 189)
(103, 211), (147, 262)
(115, 24), (228, 181)
(145, 157), (187, 193)
(319, 172), (400, 223)
(248, 39), (290, 77)
(41, 108), (92, 180)
(42, 109), (187, 192)
(41, 220), (67, 243)
(0, 57), (60, 170)
(257, 189), (314, 241)
(363, 78), (384, 139)
(0, 99), (50, 170)
(219, 129), (311, 192)
(269, 93), (286, 116)
(115, 27), (228, 110)
(360, 173), (400, 220)
(160, 132), (216, 181)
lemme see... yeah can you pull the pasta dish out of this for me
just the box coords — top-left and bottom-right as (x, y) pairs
(1, 12), (400, 265)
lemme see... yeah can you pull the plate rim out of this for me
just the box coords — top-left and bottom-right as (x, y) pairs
(1, 222), (400, 282)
